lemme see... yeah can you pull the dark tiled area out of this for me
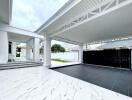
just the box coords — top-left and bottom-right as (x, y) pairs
(53, 64), (132, 97)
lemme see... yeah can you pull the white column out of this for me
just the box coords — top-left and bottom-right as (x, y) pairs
(0, 31), (8, 63)
(12, 42), (16, 60)
(26, 41), (31, 61)
(33, 38), (40, 62)
(26, 39), (34, 61)
(44, 34), (51, 68)
(78, 45), (83, 63)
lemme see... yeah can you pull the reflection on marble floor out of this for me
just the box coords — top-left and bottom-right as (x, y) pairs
(51, 61), (80, 68)
(0, 66), (131, 100)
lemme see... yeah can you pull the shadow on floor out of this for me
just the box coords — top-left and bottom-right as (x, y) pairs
(52, 64), (132, 97)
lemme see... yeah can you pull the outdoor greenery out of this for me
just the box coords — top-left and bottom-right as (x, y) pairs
(51, 44), (65, 53)
(51, 58), (70, 63)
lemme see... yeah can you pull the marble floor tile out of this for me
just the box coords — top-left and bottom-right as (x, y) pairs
(0, 66), (131, 100)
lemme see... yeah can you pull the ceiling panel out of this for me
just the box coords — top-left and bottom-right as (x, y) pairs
(42, 0), (111, 35)
(57, 2), (132, 43)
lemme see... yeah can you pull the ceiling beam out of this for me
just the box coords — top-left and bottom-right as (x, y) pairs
(52, 36), (83, 45)
(0, 22), (44, 39)
(9, 0), (13, 24)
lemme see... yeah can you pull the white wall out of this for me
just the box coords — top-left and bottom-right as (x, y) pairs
(51, 51), (79, 62)
(0, 31), (8, 63)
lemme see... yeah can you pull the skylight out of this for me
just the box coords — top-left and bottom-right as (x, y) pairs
(11, 0), (69, 32)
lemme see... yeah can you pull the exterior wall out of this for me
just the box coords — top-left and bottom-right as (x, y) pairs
(0, 31), (8, 63)
(51, 51), (79, 62)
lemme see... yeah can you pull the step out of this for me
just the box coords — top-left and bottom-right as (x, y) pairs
(0, 62), (43, 66)
(0, 62), (43, 70)
(0, 64), (41, 70)
(0, 63), (42, 67)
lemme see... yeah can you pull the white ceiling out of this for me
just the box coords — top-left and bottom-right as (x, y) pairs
(0, 0), (11, 24)
(53, 1), (132, 43)
(41, 0), (111, 35)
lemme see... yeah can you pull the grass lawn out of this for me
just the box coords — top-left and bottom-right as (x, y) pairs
(51, 58), (71, 63)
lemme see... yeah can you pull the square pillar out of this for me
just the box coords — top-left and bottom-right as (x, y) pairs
(79, 45), (83, 63)
(12, 42), (16, 60)
(26, 40), (32, 61)
(26, 44), (30, 61)
(44, 34), (51, 68)
(0, 31), (8, 63)
(33, 38), (40, 62)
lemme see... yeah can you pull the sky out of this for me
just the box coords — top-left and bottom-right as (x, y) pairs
(11, 0), (69, 32)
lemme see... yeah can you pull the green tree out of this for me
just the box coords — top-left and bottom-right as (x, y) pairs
(51, 44), (65, 53)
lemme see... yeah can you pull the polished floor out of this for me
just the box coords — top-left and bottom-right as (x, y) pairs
(53, 64), (132, 97)
(0, 66), (131, 100)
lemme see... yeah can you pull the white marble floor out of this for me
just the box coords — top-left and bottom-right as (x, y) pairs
(0, 66), (131, 100)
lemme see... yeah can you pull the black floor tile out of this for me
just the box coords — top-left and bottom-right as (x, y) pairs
(53, 64), (132, 97)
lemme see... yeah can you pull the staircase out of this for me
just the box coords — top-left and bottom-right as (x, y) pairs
(0, 62), (43, 70)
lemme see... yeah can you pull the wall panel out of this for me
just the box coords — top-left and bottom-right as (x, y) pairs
(83, 49), (131, 69)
